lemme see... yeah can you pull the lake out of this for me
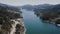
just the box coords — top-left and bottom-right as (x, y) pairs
(22, 10), (60, 34)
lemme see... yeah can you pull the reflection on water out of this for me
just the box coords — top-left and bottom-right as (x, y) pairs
(22, 10), (60, 34)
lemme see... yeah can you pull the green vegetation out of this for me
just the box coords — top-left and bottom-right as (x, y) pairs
(0, 4), (23, 34)
(34, 4), (60, 24)
(15, 24), (24, 34)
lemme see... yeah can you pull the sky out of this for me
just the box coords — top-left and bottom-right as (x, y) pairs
(0, 0), (60, 6)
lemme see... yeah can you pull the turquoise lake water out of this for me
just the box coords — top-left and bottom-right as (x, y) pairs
(22, 10), (60, 34)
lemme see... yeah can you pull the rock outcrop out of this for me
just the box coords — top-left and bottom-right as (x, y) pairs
(0, 3), (25, 34)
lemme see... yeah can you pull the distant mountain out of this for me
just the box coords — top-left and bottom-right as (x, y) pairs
(20, 4), (33, 10)
(51, 4), (60, 13)
(34, 4), (54, 9)
(53, 4), (60, 9)
(0, 3), (20, 11)
(19, 4), (54, 10)
(33, 4), (60, 15)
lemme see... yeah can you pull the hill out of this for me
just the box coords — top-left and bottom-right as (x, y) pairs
(34, 4), (60, 26)
(0, 3), (25, 34)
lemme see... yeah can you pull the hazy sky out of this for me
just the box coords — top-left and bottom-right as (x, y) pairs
(0, 0), (60, 6)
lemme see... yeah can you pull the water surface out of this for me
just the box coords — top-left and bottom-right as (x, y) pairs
(22, 10), (60, 34)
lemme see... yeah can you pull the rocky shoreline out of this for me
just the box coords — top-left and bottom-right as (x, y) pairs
(10, 18), (25, 34)
(0, 4), (25, 34)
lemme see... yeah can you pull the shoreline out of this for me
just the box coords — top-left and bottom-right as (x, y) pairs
(22, 22), (26, 34)
(10, 18), (26, 34)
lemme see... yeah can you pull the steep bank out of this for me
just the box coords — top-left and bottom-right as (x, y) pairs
(34, 4), (60, 25)
(0, 3), (25, 34)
